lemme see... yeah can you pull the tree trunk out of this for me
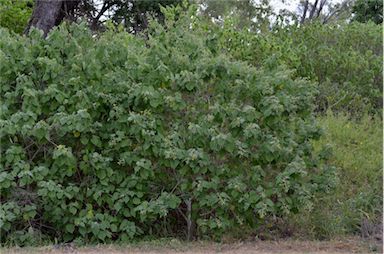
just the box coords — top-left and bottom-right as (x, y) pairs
(308, 0), (320, 20)
(25, 0), (80, 36)
(300, 0), (309, 24)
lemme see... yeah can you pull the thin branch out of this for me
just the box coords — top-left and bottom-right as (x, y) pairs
(92, 0), (114, 26)
(29, 146), (42, 163)
(315, 0), (327, 18)
(322, 0), (350, 24)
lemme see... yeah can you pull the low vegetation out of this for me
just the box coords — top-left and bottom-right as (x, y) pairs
(292, 113), (382, 239)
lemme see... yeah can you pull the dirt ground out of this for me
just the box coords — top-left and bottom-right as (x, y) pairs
(3, 237), (382, 254)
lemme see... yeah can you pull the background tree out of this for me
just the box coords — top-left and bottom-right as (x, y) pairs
(297, 0), (354, 24)
(24, 0), (80, 35)
(352, 0), (383, 24)
(110, 0), (182, 33)
(197, 0), (273, 32)
(24, 0), (182, 36)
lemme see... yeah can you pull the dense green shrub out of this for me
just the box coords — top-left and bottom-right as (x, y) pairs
(0, 0), (33, 34)
(215, 20), (382, 114)
(0, 6), (335, 245)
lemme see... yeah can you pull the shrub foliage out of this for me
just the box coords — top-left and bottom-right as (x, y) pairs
(0, 6), (334, 245)
(0, 0), (33, 34)
(216, 20), (382, 114)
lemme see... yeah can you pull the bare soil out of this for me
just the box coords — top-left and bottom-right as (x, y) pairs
(3, 237), (382, 254)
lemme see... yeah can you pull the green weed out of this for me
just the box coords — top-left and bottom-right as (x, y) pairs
(292, 112), (382, 239)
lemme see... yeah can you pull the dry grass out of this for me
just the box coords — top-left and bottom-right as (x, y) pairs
(3, 237), (381, 254)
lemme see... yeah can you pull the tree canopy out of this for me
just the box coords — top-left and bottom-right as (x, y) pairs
(352, 0), (383, 24)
